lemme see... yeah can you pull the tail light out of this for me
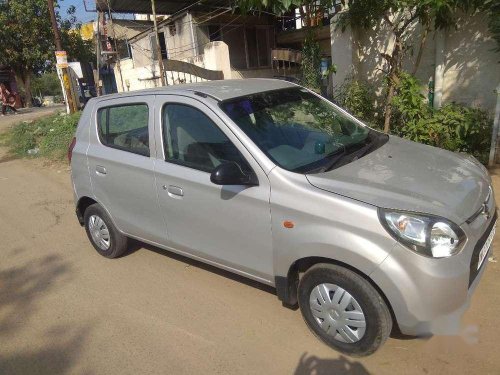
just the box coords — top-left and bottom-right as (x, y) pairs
(68, 137), (76, 164)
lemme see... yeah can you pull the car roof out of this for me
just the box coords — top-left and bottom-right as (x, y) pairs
(94, 78), (297, 102)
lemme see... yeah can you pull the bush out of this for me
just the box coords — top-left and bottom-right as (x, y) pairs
(333, 76), (378, 126)
(6, 111), (81, 161)
(391, 72), (430, 127)
(391, 73), (492, 163)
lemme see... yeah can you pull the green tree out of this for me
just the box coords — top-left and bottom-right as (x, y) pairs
(338, 0), (489, 134)
(237, 0), (337, 27)
(31, 71), (63, 97)
(485, 0), (500, 52)
(0, 1), (94, 107)
(301, 30), (322, 91)
(60, 5), (96, 63)
(236, 0), (497, 133)
(0, 0), (53, 106)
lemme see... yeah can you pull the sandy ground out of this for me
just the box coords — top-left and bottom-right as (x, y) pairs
(0, 111), (500, 374)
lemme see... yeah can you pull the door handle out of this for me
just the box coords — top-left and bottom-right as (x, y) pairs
(164, 185), (183, 197)
(96, 165), (107, 175)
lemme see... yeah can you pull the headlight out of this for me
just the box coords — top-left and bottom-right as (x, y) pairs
(380, 209), (465, 258)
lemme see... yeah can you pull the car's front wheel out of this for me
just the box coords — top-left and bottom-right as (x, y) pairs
(84, 203), (128, 258)
(298, 263), (392, 357)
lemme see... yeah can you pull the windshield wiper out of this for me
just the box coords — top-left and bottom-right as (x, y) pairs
(350, 139), (376, 160)
(314, 147), (347, 173)
(320, 138), (374, 172)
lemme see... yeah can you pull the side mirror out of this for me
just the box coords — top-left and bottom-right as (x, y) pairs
(210, 162), (258, 186)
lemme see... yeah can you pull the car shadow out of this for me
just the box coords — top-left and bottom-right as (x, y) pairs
(294, 353), (371, 375)
(127, 239), (277, 297)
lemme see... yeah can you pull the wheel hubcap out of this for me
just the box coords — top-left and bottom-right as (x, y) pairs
(309, 283), (366, 343)
(88, 215), (111, 250)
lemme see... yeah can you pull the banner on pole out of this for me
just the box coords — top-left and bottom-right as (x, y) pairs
(55, 51), (68, 68)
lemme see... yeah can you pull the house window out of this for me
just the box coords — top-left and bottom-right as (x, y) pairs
(208, 25), (221, 42)
(246, 27), (259, 68)
(150, 32), (168, 60)
(246, 27), (271, 68)
(222, 25), (247, 69)
(158, 32), (168, 59)
(256, 28), (270, 66)
(116, 39), (133, 60)
(222, 26), (272, 69)
(150, 34), (158, 60)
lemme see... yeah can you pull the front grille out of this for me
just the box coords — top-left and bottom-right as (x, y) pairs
(469, 211), (497, 287)
(466, 186), (493, 224)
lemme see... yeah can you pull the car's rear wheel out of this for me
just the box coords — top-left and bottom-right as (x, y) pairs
(298, 263), (392, 357)
(84, 203), (128, 258)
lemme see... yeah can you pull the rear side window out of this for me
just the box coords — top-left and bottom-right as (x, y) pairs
(97, 104), (150, 157)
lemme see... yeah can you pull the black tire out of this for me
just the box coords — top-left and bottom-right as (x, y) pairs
(298, 263), (392, 357)
(83, 203), (128, 258)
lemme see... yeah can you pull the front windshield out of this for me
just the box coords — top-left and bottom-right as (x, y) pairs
(220, 87), (388, 173)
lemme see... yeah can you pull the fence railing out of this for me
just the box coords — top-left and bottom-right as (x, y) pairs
(271, 48), (303, 65)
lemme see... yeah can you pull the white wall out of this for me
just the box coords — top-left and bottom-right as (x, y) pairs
(164, 13), (198, 61)
(115, 42), (236, 92)
(204, 42), (231, 79)
(231, 68), (276, 79)
(130, 13), (198, 69)
(330, 11), (499, 113)
(130, 36), (155, 68)
(330, 18), (354, 88)
(441, 14), (499, 111)
(114, 58), (160, 92)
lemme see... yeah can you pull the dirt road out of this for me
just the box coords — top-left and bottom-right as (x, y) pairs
(0, 119), (499, 374)
(0, 105), (65, 132)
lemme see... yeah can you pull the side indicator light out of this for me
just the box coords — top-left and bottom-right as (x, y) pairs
(283, 221), (295, 229)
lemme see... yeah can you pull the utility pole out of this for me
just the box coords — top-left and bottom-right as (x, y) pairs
(95, 11), (102, 96)
(488, 84), (500, 166)
(106, 11), (125, 92)
(47, 0), (77, 114)
(151, 0), (166, 86)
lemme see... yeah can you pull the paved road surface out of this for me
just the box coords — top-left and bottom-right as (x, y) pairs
(0, 118), (499, 374)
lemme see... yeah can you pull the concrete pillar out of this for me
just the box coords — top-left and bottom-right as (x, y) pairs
(330, 14), (353, 88)
(489, 83), (500, 166)
(433, 30), (446, 109)
(203, 41), (231, 80)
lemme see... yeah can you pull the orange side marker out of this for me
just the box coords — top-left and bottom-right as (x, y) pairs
(283, 221), (295, 229)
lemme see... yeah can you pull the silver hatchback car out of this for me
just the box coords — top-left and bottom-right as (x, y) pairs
(70, 79), (495, 356)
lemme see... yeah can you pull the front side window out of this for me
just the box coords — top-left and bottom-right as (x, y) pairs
(162, 103), (250, 173)
(97, 103), (150, 157)
(220, 88), (388, 173)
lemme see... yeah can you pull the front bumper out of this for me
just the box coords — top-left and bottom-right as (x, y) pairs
(371, 211), (496, 336)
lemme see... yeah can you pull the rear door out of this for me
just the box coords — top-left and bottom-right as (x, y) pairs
(152, 95), (274, 282)
(87, 95), (165, 244)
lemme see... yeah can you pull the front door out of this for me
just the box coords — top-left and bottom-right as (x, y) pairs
(153, 95), (274, 283)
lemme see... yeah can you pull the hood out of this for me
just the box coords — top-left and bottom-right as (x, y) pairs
(306, 136), (491, 224)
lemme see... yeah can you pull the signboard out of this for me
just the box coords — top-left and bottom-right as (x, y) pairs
(55, 51), (68, 68)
